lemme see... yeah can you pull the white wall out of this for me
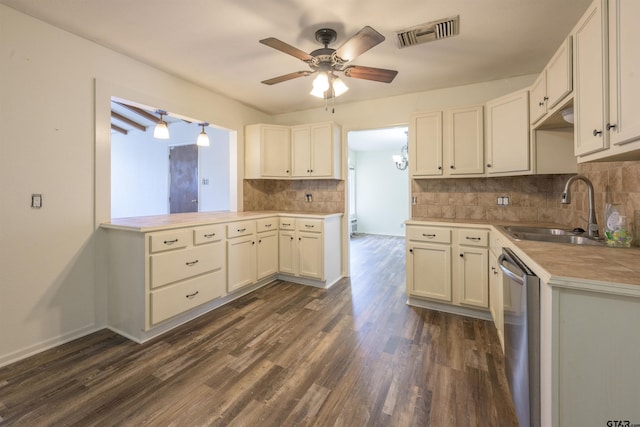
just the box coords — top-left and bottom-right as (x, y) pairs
(353, 150), (409, 236)
(111, 121), (230, 218)
(0, 4), (268, 367)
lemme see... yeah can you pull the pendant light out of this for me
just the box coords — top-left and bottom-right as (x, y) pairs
(196, 122), (210, 147)
(153, 110), (170, 139)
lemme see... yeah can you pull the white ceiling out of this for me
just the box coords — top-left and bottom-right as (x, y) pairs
(0, 0), (591, 115)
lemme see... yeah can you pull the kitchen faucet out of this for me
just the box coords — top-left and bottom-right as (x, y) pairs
(561, 175), (599, 238)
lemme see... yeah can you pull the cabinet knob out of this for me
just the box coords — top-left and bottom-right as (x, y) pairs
(593, 129), (603, 136)
(258, 239), (262, 243)
(459, 253), (464, 258)
(290, 236), (294, 241)
(438, 166), (442, 170)
(486, 163), (492, 168)
(286, 170), (290, 173)
(252, 241), (255, 245)
(543, 96), (549, 101)
(606, 123), (617, 131)
(450, 165), (455, 169)
(538, 101), (545, 107)
(409, 248), (413, 253)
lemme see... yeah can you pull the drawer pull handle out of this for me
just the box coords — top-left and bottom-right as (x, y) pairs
(305, 224), (314, 228)
(186, 260), (199, 266)
(422, 233), (436, 238)
(203, 233), (216, 238)
(164, 239), (179, 245)
(237, 228), (246, 232)
(264, 224), (272, 228)
(186, 291), (199, 299)
(465, 236), (481, 241)
(282, 223), (291, 226)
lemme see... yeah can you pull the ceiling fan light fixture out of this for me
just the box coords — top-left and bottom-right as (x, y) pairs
(153, 110), (170, 139)
(196, 122), (210, 147)
(332, 77), (349, 96)
(312, 72), (330, 91)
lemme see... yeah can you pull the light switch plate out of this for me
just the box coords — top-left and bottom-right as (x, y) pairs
(31, 194), (42, 208)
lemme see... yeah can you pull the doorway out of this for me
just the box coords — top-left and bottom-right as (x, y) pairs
(169, 144), (198, 213)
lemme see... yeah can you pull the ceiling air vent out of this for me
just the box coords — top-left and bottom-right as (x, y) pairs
(396, 15), (460, 48)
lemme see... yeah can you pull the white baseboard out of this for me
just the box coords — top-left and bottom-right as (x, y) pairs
(0, 323), (98, 368)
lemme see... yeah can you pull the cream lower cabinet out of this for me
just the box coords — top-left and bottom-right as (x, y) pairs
(406, 223), (489, 316)
(226, 220), (257, 292)
(277, 216), (342, 287)
(488, 231), (505, 349)
(256, 218), (279, 280)
(105, 224), (227, 341)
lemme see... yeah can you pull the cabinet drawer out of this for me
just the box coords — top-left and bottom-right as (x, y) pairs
(406, 226), (451, 244)
(150, 242), (224, 289)
(193, 224), (224, 245)
(149, 229), (191, 253)
(297, 218), (323, 233)
(257, 217), (278, 233)
(227, 221), (256, 238)
(279, 218), (296, 230)
(459, 229), (489, 247)
(150, 269), (226, 325)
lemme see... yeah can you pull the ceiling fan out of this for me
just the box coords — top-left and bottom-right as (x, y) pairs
(260, 26), (398, 98)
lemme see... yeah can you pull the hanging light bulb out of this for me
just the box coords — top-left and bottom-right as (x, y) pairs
(153, 110), (170, 139)
(310, 72), (330, 98)
(196, 123), (210, 147)
(332, 76), (349, 97)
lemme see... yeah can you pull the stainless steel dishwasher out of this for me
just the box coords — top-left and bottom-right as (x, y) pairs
(498, 248), (540, 427)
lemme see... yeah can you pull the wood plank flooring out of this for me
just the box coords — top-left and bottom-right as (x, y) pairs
(0, 234), (518, 426)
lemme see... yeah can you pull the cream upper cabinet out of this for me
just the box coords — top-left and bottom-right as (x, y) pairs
(409, 111), (443, 177)
(485, 89), (531, 175)
(575, 0), (640, 161)
(530, 36), (573, 126)
(291, 122), (341, 179)
(606, 0), (640, 150)
(529, 73), (547, 125)
(410, 106), (483, 178)
(245, 124), (291, 179)
(574, 0), (609, 157)
(448, 106), (485, 175)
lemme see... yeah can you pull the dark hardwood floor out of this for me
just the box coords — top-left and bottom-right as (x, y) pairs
(0, 234), (517, 426)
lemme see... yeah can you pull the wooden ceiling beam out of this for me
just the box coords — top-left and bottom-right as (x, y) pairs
(114, 101), (161, 123)
(111, 124), (128, 135)
(111, 111), (147, 132)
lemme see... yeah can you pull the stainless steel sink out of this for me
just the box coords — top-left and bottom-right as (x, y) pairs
(497, 225), (605, 246)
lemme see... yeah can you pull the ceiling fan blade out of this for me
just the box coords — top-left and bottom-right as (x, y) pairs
(334, 26), (385, 63)
(261, 71), (311, 85)
(259, 37), (314, 62)
(343, 65), (398, 83)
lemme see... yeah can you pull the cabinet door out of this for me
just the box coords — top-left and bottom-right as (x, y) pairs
(278, 230), (297, 275)
(410, 111), (443, 177)
(256, 231), (278, 280)
(291, 126), (312, 177)
(406, 243), (452, 302)
(608, 0), (640, 146)
(227, 235), (256, 292)
(546, 36), (573, 109)
(298, 231), (323, 280)
(488, 253), (504, 349)
(486, 90), (530, 175)
(529, 72), (547, 125)
(457, 246), (489, 308)
(574, 0), (609, 156)
(310, 124), (333, 177)
(261, 126), (291, 177)
(448, 106), (484, 175)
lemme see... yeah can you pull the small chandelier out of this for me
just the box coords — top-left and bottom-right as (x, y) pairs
(393, 144), (408, 170)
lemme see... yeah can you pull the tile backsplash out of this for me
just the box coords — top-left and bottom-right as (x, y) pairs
(411, 160), (640, 240)
(244, 179), (345, 213)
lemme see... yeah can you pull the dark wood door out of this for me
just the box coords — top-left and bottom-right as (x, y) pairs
(169, 144), (198, 213)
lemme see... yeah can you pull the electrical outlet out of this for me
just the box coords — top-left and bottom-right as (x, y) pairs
(305, 193), (313, 202)
(202, 178), (209, 185)
(497, 196), (510, 206)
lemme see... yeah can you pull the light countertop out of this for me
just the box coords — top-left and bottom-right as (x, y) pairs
(101, 211), (343, 232)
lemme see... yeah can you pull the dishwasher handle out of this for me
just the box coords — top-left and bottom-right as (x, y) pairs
(498, 253), (525, 285)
